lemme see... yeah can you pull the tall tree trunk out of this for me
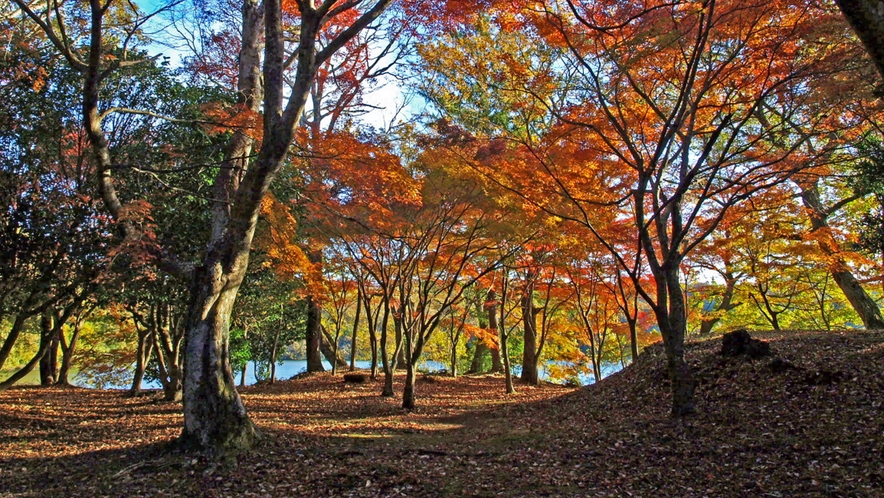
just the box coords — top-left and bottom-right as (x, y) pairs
(520, 276), (539, 385)
(658, 266), (696, 416)
(490, 346), (503, 373)
(349, 289), (362, 371)
(305, 296), (325, 372)
(394, 316), (407, 370)
(379, 304), (395, 396)
(402, 358), (416, 410)
(484, 290), (504, 373)
(269, 332), (278, 384)
(370, 330), (379, 379)
(321, 325), (348, 371)
(39, 311), (58, 386)
(490, 288), (515, 394)
(129, 327), (153, 396)
(800, 183), (884, 329)
(56, 315), (83, 386)
(450, 340), (458, 377)
(469, 342), (488, 374)
(179, 264), (257, 454)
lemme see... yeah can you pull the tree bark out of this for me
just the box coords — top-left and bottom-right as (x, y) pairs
(800, 182), (884, 329)
(379, 304), (395, 396)
(39, 311), (59, 386)
(56, 314), (84, 386)
(129, 327), (153, 396)
(349, 289), (362, 371)
(659, 266), (696, 416)
(835, 0), (884, 87)
(490, 288), (515, 394)
(402, 359), (416, 410)
(179, 265), (257, 454)
(520, 275), (539, 385)
(485, 290), (504, 373)
(305, 296), (325, 372)
(468, 341), (488, 374)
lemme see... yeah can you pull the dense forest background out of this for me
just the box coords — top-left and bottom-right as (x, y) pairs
(3, 0), (884, 456)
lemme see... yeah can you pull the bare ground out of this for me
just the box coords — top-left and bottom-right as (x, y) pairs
(1, 330), (883, 497)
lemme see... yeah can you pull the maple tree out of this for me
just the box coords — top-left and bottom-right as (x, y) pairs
(416, 0), (878, 415)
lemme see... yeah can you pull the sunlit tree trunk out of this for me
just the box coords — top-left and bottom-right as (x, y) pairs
(349, 288), (362, 371)
(490, 288), (515, 394)
(800, 182), (884, 329)
(56, 312), (86, 386)
(699, 273), (739, 335)
(520, 273), (539, 385)
(305, 296), (325, 372)
(379, 302), (395, 396)
(129, 325), (153, 396)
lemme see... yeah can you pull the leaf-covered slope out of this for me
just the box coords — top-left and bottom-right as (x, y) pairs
(0, 330), (882, 497)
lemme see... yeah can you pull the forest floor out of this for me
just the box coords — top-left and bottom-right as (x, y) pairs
(1, 330), (883, 497)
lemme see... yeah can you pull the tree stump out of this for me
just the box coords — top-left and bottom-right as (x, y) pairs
(343, 373), (368, 383)
(721, 329), (771, 359)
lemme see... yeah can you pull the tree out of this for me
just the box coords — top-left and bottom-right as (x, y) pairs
(418, 0), (873, 415)
(13, 0), (397, 454)
(835, 0), (884, 88)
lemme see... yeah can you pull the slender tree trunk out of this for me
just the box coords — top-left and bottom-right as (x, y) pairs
(469, 342), (487, 374)
(626, 317), (639, 362)
(484, 290), (504, 373)
(305, 296), (325, 372)
(402, 358), (416, 410)
(349, 290), (362, 371)
(520, 276), (539, 385)
(239, 363), (247, 388)
(129, 328), (153, 396)
(450, 341), (458, 377)
(490, 288), (515, 395)
(394, 316), (407, 370)
(39, 312), (58, 386)
(800, 182), (884, 329)
(659, 266), (695, 416)
(269, 332), (278, 384)
(56, 317), (83, 386)
(379, 304), (394, 396)
(370, 331), (379, 379)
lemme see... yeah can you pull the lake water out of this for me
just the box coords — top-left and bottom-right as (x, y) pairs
(88, 358), (623, 390)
